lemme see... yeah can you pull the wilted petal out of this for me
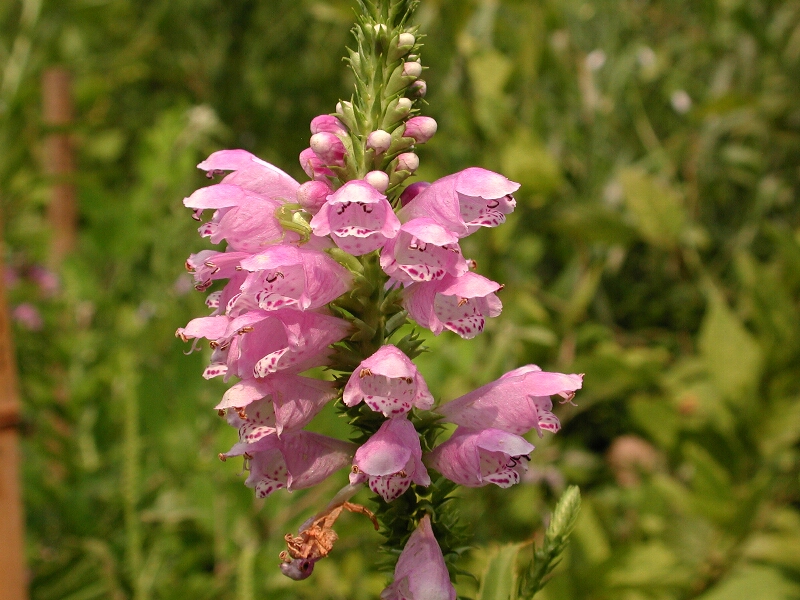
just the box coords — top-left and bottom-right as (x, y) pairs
(381, 515), (456, 600)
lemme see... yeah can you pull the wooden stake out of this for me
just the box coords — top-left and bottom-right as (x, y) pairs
(0, 222), (29, 599)
(42, 67), (76, 267)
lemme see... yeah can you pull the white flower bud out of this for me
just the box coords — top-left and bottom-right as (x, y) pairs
(402, 61), (422, 78)
(398, 33), (415, 47)
(367, 130), (392, 154)
(364, 170), (390, 193)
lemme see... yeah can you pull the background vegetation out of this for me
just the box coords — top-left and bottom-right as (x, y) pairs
(2, 0), (799, 598)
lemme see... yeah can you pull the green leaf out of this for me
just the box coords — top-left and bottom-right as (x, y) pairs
(478, 544), (523, 600)
(618, 167), (687, 249)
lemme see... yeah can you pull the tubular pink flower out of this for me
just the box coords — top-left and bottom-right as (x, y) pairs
(185, 249), (250, 291)
(400, 181), (430, 207)
(381, 514), (456, 600)
(184, 183), (295, 251)
(217, 374), (337, 436)
(310, 114), (347, 135)
(404, 116), (437, 144)
(197, 149), (300, 201)
(297, 180), (333, 213)
(234, 245), (352, 313)
(224, 431), (355, 498)
(350, 417), (430, 502)
(403, 272), (502, 339)
(426, 427), (535, 488)
(300, 147), (335, 180)
(380, 218), (469, 284)
(232, 309), (351, 379)
(310, 180), (401, 255)
(400, 167), (520, 237)
(310, 132), (346, 167)
(438, 365), (583, 437)
(343, 345), (433, 417)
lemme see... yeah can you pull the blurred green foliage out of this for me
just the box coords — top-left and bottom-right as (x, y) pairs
(2, 0), (800, 599)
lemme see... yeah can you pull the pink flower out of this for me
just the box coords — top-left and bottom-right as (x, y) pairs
(400, 181), (430, 207)
(223, 431), (355, 498)
(310, 132), (346, 167)
(310, 180), (401, 255)
(400, 168), (519, 237)
(198, 149), (300, 201)
(300, 148), (335, 180)
(234, 245), (352, 313)
(350, 417), (430, 502)
(438, 365), (582, 437)
(12, 303), (43, 331)
(310, 114), (347, 135)
(426, 427), (535, 488)
(403, 272), (502, 338)
(343, 345), (434, 417)
(185, 249), (250, 291)
(380, 218), (469, 283)
(217, 374), (337, 436)
(381, 515), (455, 600)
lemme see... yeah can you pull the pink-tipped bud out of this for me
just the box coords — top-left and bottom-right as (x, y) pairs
(400, 181), (430, 206)
(299, 147), (334, 180)
(409, 79), (427, 98)
(396, 152), (419, 173)
(310, 132), (346, 166)
(310, 115), (347, 135)
(404, 116), (437, 144)
(367, 130), (392, 154)
(402, 61), (423, 78)
(364, 170), (390, 193)
(297, 180), (333, 213)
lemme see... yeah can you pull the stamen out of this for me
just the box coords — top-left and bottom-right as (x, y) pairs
(217, 409), (226, 417)
(359, 368), (372, 378)
(218, 453), (227, 462)
(457, 297), (468, 306)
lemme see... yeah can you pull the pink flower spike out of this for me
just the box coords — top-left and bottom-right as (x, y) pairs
(381, 515), (456, 600)
(350, 417), (430, 502)
(225, 431), (355, 498)
(310, 115), (347, 135)
(300, 148), (335, 180)
(438, 365), (583, 437)
(400, 167), (520, 237)
(404, 272), (502, 339)
(217, 374), (337, 436)
(426, 427), (535, 488)
(343, 345), (434, 417)
(236, 245), (352, 312)
(310, 132), (346, 167)
(380, 218), (469, 284)
(403, 116), (438, 144)
(310, 180), (401, 256)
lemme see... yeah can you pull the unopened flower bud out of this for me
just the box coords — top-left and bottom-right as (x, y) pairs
(396, 152), (419, 173)
(299, 147), (334, 180)
(404, 116), (437, 144)
(399, 33), (415, 48)
(310, 115), (347, 135)
(400, 181), (430, 206)
(364, 171), (390, 192)
(402, 61), (423, 78)
(389, 32), (417, 60)
(297, 180), (333, 213)
(310, 132), (346, 166)
(408, 79), (427, 98)
(336, 100), (357, 130)
(367, 130), (392, 154)
(381, 98), (413, 129)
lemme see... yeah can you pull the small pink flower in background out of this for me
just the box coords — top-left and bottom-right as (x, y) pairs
(381, 514), (456, 600)
(380, 218), (468, 284)
(310, 114), (347, 135)
(343, 345), (433, 417)
(235, 245), (352, 312)
(350, 417), (430, 502)
(13, 303), (43, 331)
(400, 167), (519, 237)
(217, 374), (337, 436)
(403, 272), (502, 338)
(310, 180), (401, 255)
(224, 431), (355, 498)
(438, 365), (583, 437)
(426, 427), (535, 488)
(29, 265), (60, 296)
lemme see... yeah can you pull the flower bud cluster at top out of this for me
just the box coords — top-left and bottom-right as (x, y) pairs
(175, 0), (582, 594)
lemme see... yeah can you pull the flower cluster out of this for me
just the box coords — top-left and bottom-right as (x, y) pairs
(177, 2), (582, 596)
